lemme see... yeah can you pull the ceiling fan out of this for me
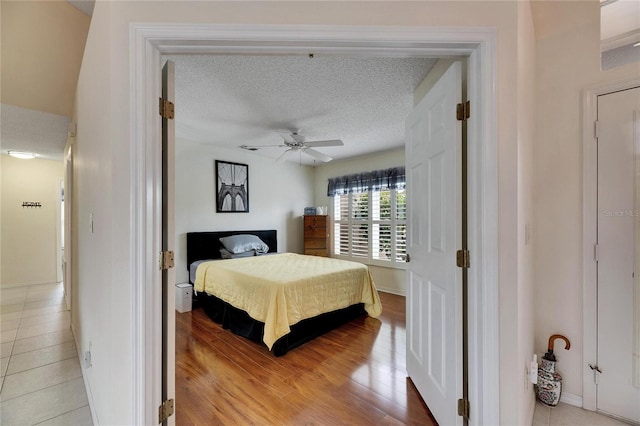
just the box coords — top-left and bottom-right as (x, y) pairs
(240, 129), (344, 163)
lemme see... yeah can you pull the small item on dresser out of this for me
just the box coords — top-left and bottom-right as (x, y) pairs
(304, 207), (317, 215)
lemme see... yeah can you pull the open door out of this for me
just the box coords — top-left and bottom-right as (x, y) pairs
(595, 86), (640, 423)
(405, 62), (463, 426)
(160, 59), (176, 426)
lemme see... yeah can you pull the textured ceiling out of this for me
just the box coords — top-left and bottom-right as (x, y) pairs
(1, 104), (70, 161)
(168, 55), (436, 165)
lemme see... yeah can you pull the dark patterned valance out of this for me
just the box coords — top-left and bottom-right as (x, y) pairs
(327, 166), (405, 196)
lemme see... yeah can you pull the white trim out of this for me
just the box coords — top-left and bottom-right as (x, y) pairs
(377, 288), (406, 297)
(0, 280), (62, 289)
(71, 322), (98, 425)
(560, 392), (583, 408)
(466, 34), (500, 426)
(56, 177), (64, 284)
(130, 23), (498, 426)
(582, 76), (640, 412)
(130, 25), (164, 425)
(601, 29), (640, 52)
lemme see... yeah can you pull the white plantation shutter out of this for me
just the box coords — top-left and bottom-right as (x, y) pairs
(395, 189), (407, 262)
(396, 224), (407, 262)
(333, 196), (349, 256)
(331, 187), (406, 267)
(352, 224), (369, 258)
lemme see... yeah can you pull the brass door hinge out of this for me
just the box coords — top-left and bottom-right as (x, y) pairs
(456, 249), (470, 268)
(456, 101), (470, 121)
(458, 398), (470, 419)
(159, 251), (175, 270)
(159, 98), (175, 120)
(158, 399), (174, 423)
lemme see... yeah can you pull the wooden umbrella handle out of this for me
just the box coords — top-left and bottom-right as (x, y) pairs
(548, 334), (570, 351)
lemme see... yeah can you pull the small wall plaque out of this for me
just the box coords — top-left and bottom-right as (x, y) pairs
(22, 202), (42, 208)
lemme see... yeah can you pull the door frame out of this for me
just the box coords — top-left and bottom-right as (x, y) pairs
(56, 176), (64, 284)
(129, 23), (499, 426)
(63, 144), (73, 312)
(582, 76), (640, 411)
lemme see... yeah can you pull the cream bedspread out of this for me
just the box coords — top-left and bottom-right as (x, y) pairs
(193, 253), (382, 349)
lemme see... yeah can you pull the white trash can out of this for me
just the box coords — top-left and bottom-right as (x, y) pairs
(175, 283), (193, 313)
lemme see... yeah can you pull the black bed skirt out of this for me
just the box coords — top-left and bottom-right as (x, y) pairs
(198, 292), (366, 356)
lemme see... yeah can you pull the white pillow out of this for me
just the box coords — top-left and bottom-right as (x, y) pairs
(220, 248), (256, 259)
(219, 234), (269, 254)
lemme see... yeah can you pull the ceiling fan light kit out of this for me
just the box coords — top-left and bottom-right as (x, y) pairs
(239, 129), (343, 164)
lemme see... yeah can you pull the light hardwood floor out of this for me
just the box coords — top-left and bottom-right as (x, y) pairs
(175, 291), (436, 425)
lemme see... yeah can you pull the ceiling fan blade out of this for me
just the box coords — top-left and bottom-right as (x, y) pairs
(240, 144), (285, 151)
(304, 139), (344, 147)
(303, 148), (333, 162)
(276, 148), (294, 163)
(275, 131), (298, 144)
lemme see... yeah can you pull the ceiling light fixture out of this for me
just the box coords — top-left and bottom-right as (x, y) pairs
(633, 42), (640, 48)
(7, 151), (37, 159)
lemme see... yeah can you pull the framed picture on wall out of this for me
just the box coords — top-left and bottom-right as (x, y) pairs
(215, 160), (249, 213)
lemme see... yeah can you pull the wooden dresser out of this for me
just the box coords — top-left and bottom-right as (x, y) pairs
(303, 215), (329, 257)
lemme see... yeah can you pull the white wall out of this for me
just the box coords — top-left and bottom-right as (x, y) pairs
(75, 1), (524, 424)
(314, 148), (406, 295)
(0, 155), (63, 287)
(175, 139), (315, 284)
(0, 0), (89, 117)
(73, 1), (120, 422)
(533, 0), (640, 401)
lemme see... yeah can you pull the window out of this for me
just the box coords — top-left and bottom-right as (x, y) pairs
(329, 167), (406, 268)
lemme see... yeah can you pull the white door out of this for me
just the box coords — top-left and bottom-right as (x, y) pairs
(597, 86), (640, 423)
(405, 61), (462, 426)
(161, 59), (176, 426)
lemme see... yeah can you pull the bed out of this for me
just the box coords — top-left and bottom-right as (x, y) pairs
(186, 230), (382, 356)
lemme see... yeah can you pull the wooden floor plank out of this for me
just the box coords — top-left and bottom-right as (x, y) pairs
(176, 291), (437, 425)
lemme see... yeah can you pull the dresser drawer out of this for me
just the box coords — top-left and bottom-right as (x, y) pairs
(304, 248), (328, 257)
(304, 215), (327, 226)
(304, 238), (327, 249)
(304, 225), (328, 238)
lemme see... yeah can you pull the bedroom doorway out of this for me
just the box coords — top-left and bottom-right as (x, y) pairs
(131, 24), (499, 426)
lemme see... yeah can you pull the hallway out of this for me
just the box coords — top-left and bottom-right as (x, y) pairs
(0, 282), (92, 425)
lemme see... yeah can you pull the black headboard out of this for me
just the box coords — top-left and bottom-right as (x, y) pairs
(186, 230), (278, 271)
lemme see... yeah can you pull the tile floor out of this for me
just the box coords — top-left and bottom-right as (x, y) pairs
(0, 282), (93, 425)
(533, 401), (634, 426)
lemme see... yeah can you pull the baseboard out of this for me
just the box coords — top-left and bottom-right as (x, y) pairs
(560, 392), (583, 408)
(0, 280), (60, 289)
(71, 322), (99, 425)
(526, 392), (536, 426)
(377, 287), (405, 296)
